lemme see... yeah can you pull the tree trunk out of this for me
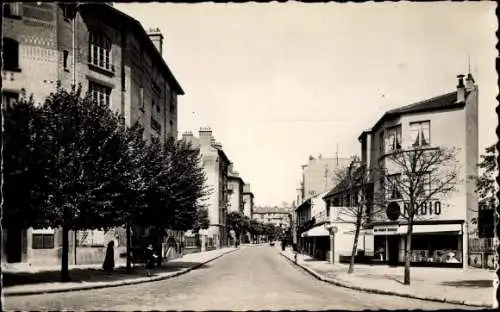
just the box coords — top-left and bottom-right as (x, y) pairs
(348, 211), (363, 274)
(126, 222), (132, 274)
(404, 223), (413, 285)
(61, 225), (70, 282)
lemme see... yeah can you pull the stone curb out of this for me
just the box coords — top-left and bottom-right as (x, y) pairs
(280, 252), (493, 308)
(4, 248), (239, 297)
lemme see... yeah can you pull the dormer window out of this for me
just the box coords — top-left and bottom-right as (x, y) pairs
(89, 31), (112, 71)
(4, 3), (22, 18)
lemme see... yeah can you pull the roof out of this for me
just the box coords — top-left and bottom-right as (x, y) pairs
(242, 191), (254, 197)
(367, 91), (466, 135)
(228, 174), (245, 185)
(253, 206), (292, 214)
(323, 164), (366, 199)
(80, 3), (184, 95)
(295, 198), (311, 211)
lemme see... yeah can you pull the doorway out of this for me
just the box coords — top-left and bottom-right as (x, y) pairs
(6, 228), (23, 263)
(387, 235), (400, 266)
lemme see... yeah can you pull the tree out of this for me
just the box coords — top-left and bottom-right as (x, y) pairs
(474, 144), (497, 202)
(380, 147), (459, 285)
(331, 157), (385, 274)
(35, 84), (126, 281)
(2, 95), (46, 230)
(192, 208), (210, 233)
(227, 211), (251, 245)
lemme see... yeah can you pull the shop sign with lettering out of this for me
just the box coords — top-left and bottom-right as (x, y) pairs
(403, 201), (442, 216)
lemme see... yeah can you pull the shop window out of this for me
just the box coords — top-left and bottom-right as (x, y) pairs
(4, 3), (22, 18)
(32, 234), (55, 249)
(410, 121), (430, 147)
(385, 125), (401, 152)
(88, 81), (111, 106)
(3, 38), (20, 71)
(89, 31), (112, 71)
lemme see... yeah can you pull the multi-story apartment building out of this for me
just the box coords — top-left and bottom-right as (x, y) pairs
(355, 73), (479, 268)
(2, 3), (183, 266)
(182, 128), (231, 248)
(227, 166), (245, 214)
(242, 184), (255, 219)
(253, 207), (292, 229)
(297, 155), (351, 204)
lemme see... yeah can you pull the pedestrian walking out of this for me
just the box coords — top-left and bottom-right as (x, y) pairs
(103, 241), (115, 275)
(146, 244), (157, 277)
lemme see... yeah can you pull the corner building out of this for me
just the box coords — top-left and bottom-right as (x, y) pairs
(2, 2), (184, 266)
(359, 74), (478, 268)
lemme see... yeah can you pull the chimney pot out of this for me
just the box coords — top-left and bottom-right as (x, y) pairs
(147, 28), (164, 55)
(466, 73), (475, 91)
(456, 74), (465, 103)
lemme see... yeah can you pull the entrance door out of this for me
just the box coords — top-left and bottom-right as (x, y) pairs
(6, 228), (22, 263)
(387, 235), (400, 266)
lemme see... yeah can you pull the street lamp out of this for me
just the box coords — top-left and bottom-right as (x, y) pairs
(324, 223), (338, 264)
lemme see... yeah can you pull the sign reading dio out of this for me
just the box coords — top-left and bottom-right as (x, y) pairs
(403, 201), (442, 216)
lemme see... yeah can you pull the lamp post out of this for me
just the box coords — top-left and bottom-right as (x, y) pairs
(324, 223), (338, 264)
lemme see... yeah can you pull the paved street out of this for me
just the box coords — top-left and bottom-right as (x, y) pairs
(3, 245), (475, 311)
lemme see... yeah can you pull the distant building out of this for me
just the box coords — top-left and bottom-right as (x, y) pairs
(253, 206), (292, 229)
(297, 155), (351, 204)
(242, 184), (255, 219)
(227, 166), (245, 214)
(182, 128), (231, 249)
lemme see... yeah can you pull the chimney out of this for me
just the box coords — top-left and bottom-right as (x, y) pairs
(147, 28), (164, 55)
(199, 127), (212, 147)
(182, 131), (193, 142)
(214, 141), (223, 150)
(456, 74), (465, 104)
(466, 73), (475, 91)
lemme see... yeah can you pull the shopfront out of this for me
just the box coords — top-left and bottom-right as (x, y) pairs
(372, 222), (464, 268)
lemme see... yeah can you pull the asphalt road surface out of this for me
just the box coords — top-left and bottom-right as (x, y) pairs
(3, 245), (476, 311)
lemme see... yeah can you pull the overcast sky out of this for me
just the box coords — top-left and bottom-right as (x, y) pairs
(115, 2), (498, 207)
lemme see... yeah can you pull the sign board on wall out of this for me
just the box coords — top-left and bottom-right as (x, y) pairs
(376, 198), (466, 223)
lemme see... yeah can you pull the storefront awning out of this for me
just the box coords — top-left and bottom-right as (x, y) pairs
(301, 225), (330, 237)
(373, 223), (462, 236)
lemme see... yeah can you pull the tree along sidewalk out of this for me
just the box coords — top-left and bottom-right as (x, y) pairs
(3, 247), (237, 296)
(281, 249), (496, 308)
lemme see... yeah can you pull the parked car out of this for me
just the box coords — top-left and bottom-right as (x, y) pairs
(269, 241), (275, 246)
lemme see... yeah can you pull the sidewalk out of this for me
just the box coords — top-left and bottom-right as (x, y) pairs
(281, 248), (497, 308)
(3, 247), (238, 297)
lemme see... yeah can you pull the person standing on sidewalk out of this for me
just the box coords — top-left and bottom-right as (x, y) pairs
(145, 244), (157, 277)
(103, 241), (115, 275)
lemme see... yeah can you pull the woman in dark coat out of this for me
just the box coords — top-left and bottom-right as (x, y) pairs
(146, 244), (157, 277)
(103, 241), (115, 275)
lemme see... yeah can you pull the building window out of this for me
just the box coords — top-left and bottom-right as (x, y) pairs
(3, 38), (20, 71)
(89, 32), (112, 71)
(150, 116), (161, 133)
(61, 3), (73, 21)
(2, 92), (19, 107)
(379, 131), (384, 153)
(32, 234), (55, 249)
(415, 172), (431, 198)
(63, 50), (69, 70)
(89, 81), (111, 106)
(410, 121), (430, 147)
(385, 125), (401, 152)
(4, 3), (22, 18)
(387, 174), (402, 200)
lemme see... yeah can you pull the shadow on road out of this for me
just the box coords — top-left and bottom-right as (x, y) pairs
(3, 261), (209, 287)
(440, 280), (493, 288)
